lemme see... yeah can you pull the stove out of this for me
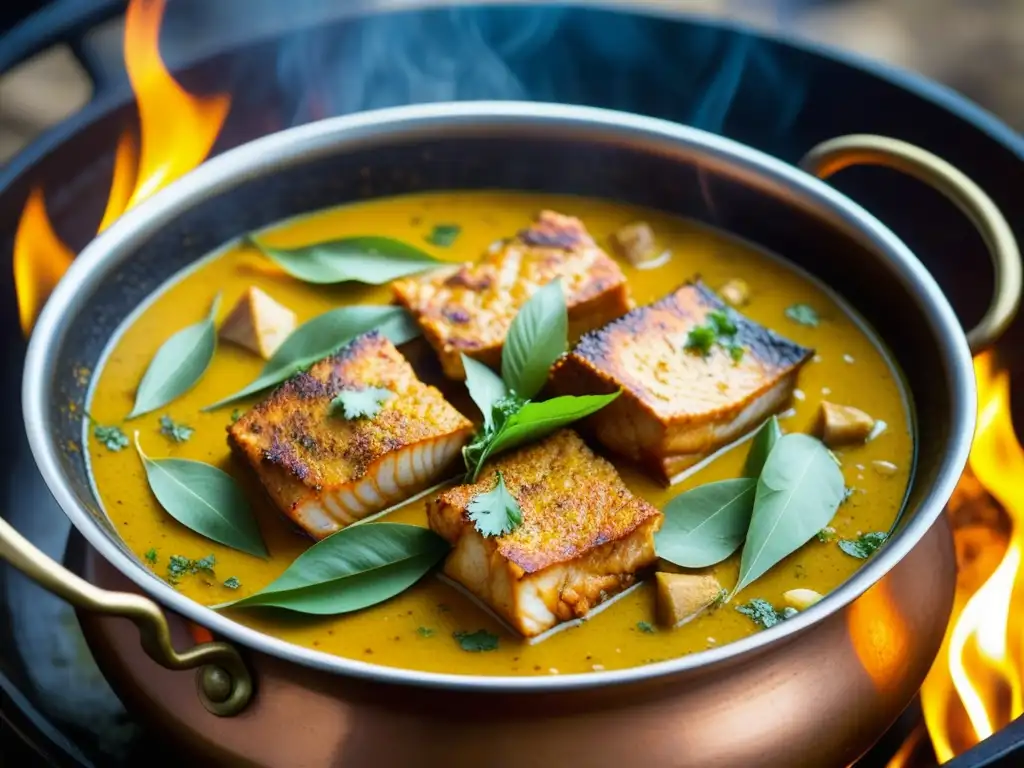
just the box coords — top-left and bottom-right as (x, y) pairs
(2, 2), (1022, 766)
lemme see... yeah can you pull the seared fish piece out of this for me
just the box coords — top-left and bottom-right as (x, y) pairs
(229, 331), (474, 539)
(427, 429), (662, 637)
(393, 210), (630, 380)
(548, 282), (813, 484)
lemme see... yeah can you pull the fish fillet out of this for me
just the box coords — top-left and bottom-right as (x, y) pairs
(392, 210), (630, 380)
(229, 331), (474, 539)
(548, 281), (813, 484)
(427, 430), (662, 637)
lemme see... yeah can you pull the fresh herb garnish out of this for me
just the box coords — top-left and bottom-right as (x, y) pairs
(94, 425), (129, 452)
(223, 576), (241, 590)
(167, 553), (216, 584)
(637, 621), (656, 634)
(736, 598), (791, 629)
(159, 415), (194, 443)
(684, 324), (716, 356)
(230, 409), (242, 423)
(416, 626), (435, 638)
(331, 387), (394, 420)
(453, 629), (499, 652)
(654, 478), (757, 568)
(134, 433), (267, 557)
(462, 356), (509, 430)
(248, 235), (441, 285)
(144, 547), (158, 564)
(466, 471), (523, 538)
(426, 224), (461, 247)
(685, 309), (744, 362)
(130, 294), (221, 418)
(501, 279), (568, 400)
(785, 303), (820, 327)
(817, 527), (838, 543)
(205, 306), (419, 409)
(219, 523), (448, 614)
(838, 531), (889, 559)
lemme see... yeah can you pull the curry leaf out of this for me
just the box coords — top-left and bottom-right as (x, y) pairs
(129, 294), (220, 418)
(204, 306), (419, 409)
(220, 523), (448, 614)
(462, 354), (507, 430)
(501, 279), (568, 400)
(134, 434), (267, 558)
(732, 434), (845, 597)
(250, 235), (441, 285)
(466, 392), (620, 481)
(654, 478), (757, 568)
(743, 416), (782, 478)
(838, 531), (889, 559)
(467, 471), (522, 538)
(331, 387), (394, 420)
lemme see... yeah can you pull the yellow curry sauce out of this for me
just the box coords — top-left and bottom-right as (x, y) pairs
(87, 191), (913, 676)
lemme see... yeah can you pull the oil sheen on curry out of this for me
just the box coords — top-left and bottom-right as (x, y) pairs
(87, 191), (913, 677)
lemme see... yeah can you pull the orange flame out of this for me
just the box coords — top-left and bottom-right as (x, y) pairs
(919, 352), (1024, 762)
(13, 0), (230, 335)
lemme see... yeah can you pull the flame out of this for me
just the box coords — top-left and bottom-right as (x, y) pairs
(920, 352), (1024, 762)
(12, 0), (230, 335)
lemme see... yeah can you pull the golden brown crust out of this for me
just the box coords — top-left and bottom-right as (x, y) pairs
(392, 210), (630, 379)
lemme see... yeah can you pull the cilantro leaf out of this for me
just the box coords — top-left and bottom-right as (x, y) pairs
(636, 621), (656, 634)
(707, 310), (737, 336)
(144, 547), (158, 564)
(223, 576), (241, 590)
(94, 425), (129, 452)
(467, 471), (523, 538)
(684, 324), (717, 356)
(736, 598), (790, 629)
(453, 629), (499, 652)
(331, 386), (394, 420)
(417, 626), (435, 638)
(838, 531), (889, 559)
(817, 526), (837, 543)
(785, 303), (820, 327)
(230, 409), (242, 423)
(167, 553), (216, 584)
(159, 415), (194, 443)
(684, 309), (745, 362)
(426, 224), (461, 247)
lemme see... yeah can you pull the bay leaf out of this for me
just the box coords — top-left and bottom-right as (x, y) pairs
(134, 434), (266, 557)
(743, 416), (782, 478)
(732, 433), (845, 597)
(221, 523), (448, 614)
(250, 235), (441, 285)
(461, 353), (507, 430)
(129, 293), (220, 418)
(654, 478), (757, 568)
(204, 305), (419, 409)
(501, 278), (568, 399)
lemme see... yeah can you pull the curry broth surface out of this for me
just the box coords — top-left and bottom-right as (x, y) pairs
(88, 191), (913, 676)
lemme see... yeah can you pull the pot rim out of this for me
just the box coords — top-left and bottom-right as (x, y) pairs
(22, 101), (975, 692)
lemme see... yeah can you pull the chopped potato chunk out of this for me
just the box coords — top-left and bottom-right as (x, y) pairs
(719, 278), (750, 307)
(219, 286), (297, 360)
(655, 572), (723, 628)
(783, 588), (823, 611)
(610, 221), (661, 267)
(818, 401), (875, 447)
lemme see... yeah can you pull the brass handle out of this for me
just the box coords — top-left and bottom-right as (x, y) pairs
(799, 134), (1022, 353)
(0, 516), (253, 716)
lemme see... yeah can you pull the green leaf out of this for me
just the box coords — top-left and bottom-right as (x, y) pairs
(134, 434), (267, 558)
(223, 576), (241, 589)
(501, 279), (568, 400)
(204, 306), (419, 409)
(736, 598), (792, 629)
(467, 471), (523, 538)
(417, 626), (435, 638)
(838, 531), (889, 559)
(129, 294), (220, 418)
(462, 354), (508, 430)
(743, 416), (782, 478)
(685, 308), (745, 362)
(785, 303), (820, 327)
(732, 434), (845, 597)
(425, 224), (461, 247)
(251, 235), (441, 285)
(94, 425), (129, 452)
(685, 325), (717, 356)
(159, 415), (194, 443)
(654, 478), (757, 568)
(167, 553), (216, 584)
(222, 523), (448, 614)
(637, 621), (656, 634)
(454, 629), (499, 652)
(331, 387), (394, 420)
(144, 547), (158, 564)
(466, 392), (620, 481)
(817, 527), (838, 543)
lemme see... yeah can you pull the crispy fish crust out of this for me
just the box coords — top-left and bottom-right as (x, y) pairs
(427, 430), (662, 637)
(229, 331), (473, 539)
(392, 210), (630, 380)
(548, 281), (813, 484)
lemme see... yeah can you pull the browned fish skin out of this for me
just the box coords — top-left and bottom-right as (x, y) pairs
(548, 281), (813, 484)
(392, 210), (630, 380)
(229, 331), (474, 539)
(427, 430), (662, 637)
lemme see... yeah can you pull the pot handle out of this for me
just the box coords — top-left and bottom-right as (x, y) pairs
(799, 134), (1021, 353)
(0, 516), (253, 716)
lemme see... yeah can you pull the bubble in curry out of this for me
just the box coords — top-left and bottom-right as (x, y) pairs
(86, 191), (913, 676)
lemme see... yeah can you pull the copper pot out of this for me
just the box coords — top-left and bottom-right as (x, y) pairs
(7, 103), (1021, 766)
